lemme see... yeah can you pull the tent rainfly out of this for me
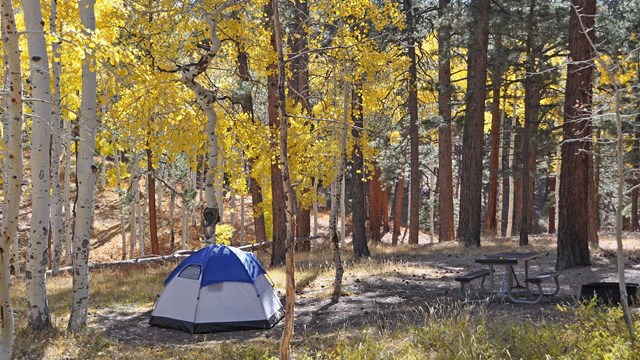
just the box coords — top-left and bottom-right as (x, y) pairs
(150, 245), (284, 333)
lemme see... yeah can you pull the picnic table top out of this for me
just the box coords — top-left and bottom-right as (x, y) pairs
(475, 251), (540, 265)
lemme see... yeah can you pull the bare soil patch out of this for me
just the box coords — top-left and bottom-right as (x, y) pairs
(90, 231), (640, 348)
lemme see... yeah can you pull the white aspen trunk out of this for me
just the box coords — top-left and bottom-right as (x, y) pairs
(113, 134), (127, 260)
(129, 156), (139, 258)
(429, 172), (435, 241)
(406, 178), (411, 231)
(23, 0), (52, 330)
(496, 107), (505, 237)
(506, 95), (517, 238)
(339, 77), (348, 245)
(230, 191), (237, 226)
(99, 156), (106, 191)
(205, 109), (220, 211)
(49, 0), (63, 274)
(128, 201), (136, 258)
(340, 167), (346, 244)
(216, 157), (224, 217)
(240, 192), (245, 245)
(555, 146), (561, 232)
(68, 0), (97, 332)
(331, 77), (348, 303)
(312, 177), (318, 237)
(0, 1), (23, 355)
(179, 3), (237, 243)
(139, 179), (147, 256)
(192, 167), (198, 227)
(64, 118), (72, 266)
(182, 198), (190, 249)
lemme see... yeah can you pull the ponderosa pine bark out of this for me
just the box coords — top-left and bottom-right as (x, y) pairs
(557, 0), (595, 270)
(351, 85), (370, 257)
(0, 0), (23, 355)
(236, 49), (267, 244)
(23, 0), (52, 331)
(287, 0), (312, 252)
(369, 166), (384, 242)
(548, 176), (556, 233)
(519, 0), (543, 246)
(265, 2), (287, 266)
(147, 146), (159, 254)
(392, 177), (405, 245)
(50, 0), (64, 274)
(437, 0), (455, 242)
(405, 0), (420, 245)
(457, 0), (490, 247)
(486, 35), (502, 237)
(68, 0), (97, 332)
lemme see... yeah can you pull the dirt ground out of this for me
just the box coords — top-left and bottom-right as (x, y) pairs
(89, 229), (640, 347)
(15, 187), (634, 347)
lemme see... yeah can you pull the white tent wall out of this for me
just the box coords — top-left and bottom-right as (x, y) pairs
(153, 276), (200, 322)
(195, 282), (266, 323)
(254, 275), (282, 320)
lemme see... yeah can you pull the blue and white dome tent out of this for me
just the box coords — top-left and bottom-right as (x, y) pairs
(150, 245), (284, 333)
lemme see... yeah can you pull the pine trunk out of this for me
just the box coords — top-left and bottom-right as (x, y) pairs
(548, 176), (556, 234)
(437, 0), (454, 242)
(369, 167), (384, 242)
(405, 0), (420, 245)
(270, 2), (297, 357)
(147, 147), (159, 254)
(351, 85), (370, 257)
(457, 0), (490, 247)
(139, 181), (147, 255)
(392, 178), (404, 245)
(295, 210), (311, 251)
(506, 112), (516, 238)
(520, 0), (543, 246)
(486, 39), (502, 237)
(496, 105), (505, 236)
(169, 175), (176, 248)
(23, 0), (53, 330)
(557, 0), (595, 270)
(0, 0), (23, 355)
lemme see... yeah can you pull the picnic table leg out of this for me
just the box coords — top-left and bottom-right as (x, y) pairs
(489, 265), (495, 298)
(524, 260), (530, 291)
(506, 265), (514, 292)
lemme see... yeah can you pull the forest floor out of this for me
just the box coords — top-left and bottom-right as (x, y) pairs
(11, 186), (640, 358)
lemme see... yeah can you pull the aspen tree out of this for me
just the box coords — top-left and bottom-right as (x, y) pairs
(68, 0), (97, 332)
(50, 0), (64, 274)
(0, 0), (23, 355)
(113, 134), (127, 260)
(23, 0), (53, 330)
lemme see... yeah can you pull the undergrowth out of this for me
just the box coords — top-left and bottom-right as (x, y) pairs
(10, 246), (640, 359)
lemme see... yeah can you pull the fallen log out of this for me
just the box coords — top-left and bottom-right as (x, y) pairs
(46, 236), (322, 277)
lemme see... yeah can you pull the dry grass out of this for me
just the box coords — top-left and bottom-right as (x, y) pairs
(10, 237), (640, 359)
